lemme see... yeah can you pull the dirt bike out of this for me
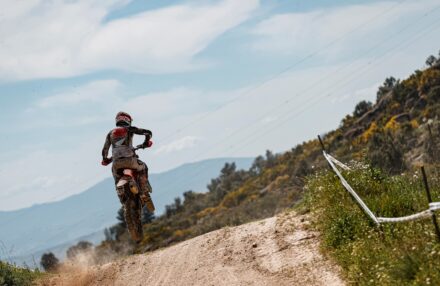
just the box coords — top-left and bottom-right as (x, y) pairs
(107, 146), (155, 242)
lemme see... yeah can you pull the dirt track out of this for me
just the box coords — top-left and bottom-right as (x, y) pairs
(39, 212), (344, 286)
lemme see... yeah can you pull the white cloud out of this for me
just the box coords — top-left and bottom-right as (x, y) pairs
(81, 0), (259, 74)
(0, 0), (259, 80)
(251, 0), (437, 55)
(36, 79), (121, 108)
(155, 136), (201, 154)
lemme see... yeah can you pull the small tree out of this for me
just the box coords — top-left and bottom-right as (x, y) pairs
(141, 207), (155, 224)
(103, 207), (127, 241)
(368, 131), (406, 174)
(265, 150), (277, 168)
(66, 241), (93, 260)
(426, 55), (437, 67)
(116, 207), (126, 228)
(294, 158), (310, 178)
(40, 252), (59, 272)
(353, 100), (372, 117)
(174, 197), (183, 213)
(183, 190), (196, 205)
(250, 155), (265, 175)
(104, 228), (112, 241)
(377, 77), (397, 101)
(182, 190), (205, 214)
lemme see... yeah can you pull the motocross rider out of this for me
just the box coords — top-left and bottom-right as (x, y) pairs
(101, 112), (153, 206)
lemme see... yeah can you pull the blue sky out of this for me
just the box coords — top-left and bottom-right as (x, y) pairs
(1, 0), (440, 211)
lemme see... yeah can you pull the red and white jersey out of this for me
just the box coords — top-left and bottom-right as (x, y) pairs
(102, 126), (152, 160)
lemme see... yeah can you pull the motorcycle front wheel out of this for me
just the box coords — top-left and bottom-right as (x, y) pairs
(124, 193), (143, 242)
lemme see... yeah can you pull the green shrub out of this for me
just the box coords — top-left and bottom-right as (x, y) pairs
(0, 261), (41, 286)
(304, 165), (440, 285)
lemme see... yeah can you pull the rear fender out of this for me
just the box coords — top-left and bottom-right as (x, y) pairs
(123, 169), (136, 178)
(117, 169), (136, 188)
(117, 177), (139, 196)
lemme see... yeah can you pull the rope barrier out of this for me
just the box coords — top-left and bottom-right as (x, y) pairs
(323, 151), (380, 225)
(430, 202), (440, 212)
(322, 150), (440, 225)
(377, 210), (433, 223)
(326, 154), (351, 171)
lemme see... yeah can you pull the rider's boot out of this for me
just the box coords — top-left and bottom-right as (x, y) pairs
(138, 172), (155, 212)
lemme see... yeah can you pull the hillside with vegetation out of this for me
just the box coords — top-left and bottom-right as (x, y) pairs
(35, 51), (440, 285)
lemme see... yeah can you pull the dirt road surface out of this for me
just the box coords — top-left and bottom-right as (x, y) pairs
(39, 212), (344, 286)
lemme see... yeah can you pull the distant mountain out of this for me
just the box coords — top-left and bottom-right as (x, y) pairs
(0, 157), (253, 265)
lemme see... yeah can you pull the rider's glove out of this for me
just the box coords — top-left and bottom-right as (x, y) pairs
(138, 140), (153, 149)
(101, 158), (112, 166)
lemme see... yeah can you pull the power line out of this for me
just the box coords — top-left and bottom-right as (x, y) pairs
(148, 6), (440, 203)
(191, 4), (440, 160)
(227, 15), (440, 157)
(177, 3), (440, 164)
(150, 6), (440, 199)
(155, 0), (409, 146)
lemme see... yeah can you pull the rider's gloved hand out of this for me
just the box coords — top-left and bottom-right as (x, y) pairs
(101, 158), (112, 166)
(137, 140), (153, 149)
